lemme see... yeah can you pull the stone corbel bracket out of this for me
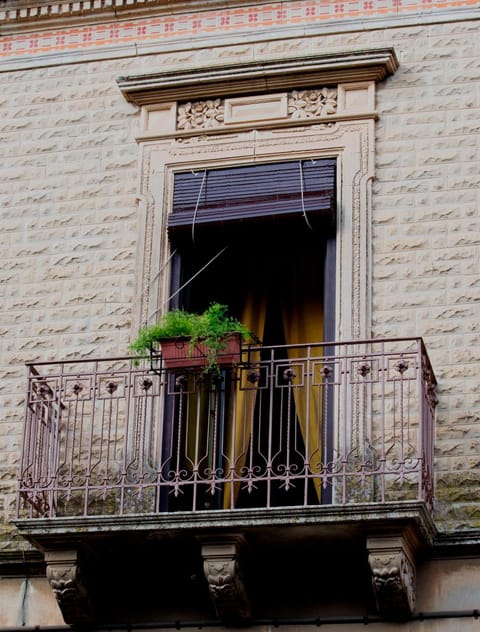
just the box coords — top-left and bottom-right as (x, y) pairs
(200, 534), (252, 624)
(367, 532), (416, 620)
(45, 549), (94, 626)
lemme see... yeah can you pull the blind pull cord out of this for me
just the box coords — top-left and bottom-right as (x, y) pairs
(191, 169), (207, 243)
(147, 249), (178, 322)
(161, 246), (228, 309)
(299, 161), (313, 230)
(150, 249), (177, 287)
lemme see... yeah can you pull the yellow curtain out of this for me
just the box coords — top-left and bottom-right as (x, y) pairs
(220, 242), (325, 507)
(281, 254), (324, 502)
(223, 292), (267, 508)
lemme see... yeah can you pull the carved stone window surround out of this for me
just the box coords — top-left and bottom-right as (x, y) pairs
(135, 118), (371, 343)
(120, 57), (397, 545)
(124, 49), (398, 342)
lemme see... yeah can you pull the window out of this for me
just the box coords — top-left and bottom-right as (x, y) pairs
(168, 157), (336, 333)
(153, 158), (336, 509)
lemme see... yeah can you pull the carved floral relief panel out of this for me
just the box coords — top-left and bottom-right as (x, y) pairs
(176, 87), (338, 131)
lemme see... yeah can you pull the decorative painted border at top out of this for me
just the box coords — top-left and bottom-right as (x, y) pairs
(1, 0), (479, 61)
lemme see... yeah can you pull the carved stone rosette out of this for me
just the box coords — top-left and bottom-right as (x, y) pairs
(201, 535), (252, 624)
(367, 534), (416, 620)
(45, 550), (93, 626)
(177, 99), (225, 130)
(287, 87), (338, 118)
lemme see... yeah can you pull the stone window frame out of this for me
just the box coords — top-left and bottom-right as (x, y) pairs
(118, 48), (398, 342)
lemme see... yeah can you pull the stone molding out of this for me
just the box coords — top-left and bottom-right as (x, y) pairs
(44, 549), (93, 626)
(0, 0), (227, 26)
(118, 49), (398, 106)
(367, 533), (417, 620)
(200, 535), (252, 624)
(0, 3), (476, 73)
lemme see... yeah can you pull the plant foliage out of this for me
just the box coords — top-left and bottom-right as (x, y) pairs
(130, 303), (252, 372)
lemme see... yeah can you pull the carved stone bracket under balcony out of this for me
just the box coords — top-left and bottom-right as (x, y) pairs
(45, 550), (93, 626)
(200, 535), (252, 624)
(367, 532), (416, 620)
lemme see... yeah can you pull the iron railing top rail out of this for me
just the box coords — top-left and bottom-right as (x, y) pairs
(24, 336), (437, 382)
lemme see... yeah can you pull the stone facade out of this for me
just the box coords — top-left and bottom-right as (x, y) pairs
(1, 0), (480, 628)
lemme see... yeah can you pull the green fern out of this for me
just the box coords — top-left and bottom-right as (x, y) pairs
(130, 303), (252, 372)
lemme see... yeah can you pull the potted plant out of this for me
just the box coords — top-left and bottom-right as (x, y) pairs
(130, 303), (253, 373)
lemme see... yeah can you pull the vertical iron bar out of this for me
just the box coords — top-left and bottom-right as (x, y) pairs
(266, 348), (275, 508)
(417, 339), (425, 502)
(379, 341), (386, 502)
(341, 346), (349, 504)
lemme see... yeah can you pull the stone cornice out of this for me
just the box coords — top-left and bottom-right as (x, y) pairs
(0, 0), (251, 30)
(117, 49), (399, 106)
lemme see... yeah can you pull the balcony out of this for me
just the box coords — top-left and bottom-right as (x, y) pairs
(16, 338), (437, 625)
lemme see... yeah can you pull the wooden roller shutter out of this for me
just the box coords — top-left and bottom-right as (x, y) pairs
(168, 158), (336, 234)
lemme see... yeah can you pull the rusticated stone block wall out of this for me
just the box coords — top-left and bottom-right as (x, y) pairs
(0, 59), (141, 545)
(371, 20), (480, 530)
(0, 17), (479, 547)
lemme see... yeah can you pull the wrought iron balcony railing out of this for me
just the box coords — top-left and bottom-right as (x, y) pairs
(17, 338), (436, 519)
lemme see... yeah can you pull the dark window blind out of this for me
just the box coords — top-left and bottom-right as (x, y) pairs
(168, 158), (336, 231)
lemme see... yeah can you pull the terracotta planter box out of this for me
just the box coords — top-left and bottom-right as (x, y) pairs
(156, 333), (243, 369)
